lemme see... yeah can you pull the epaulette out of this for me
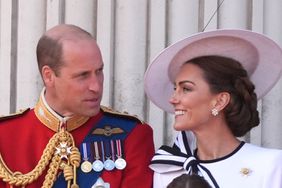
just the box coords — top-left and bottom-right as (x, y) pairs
(0, 108), (30, 122)
(101, 106), (145, 124)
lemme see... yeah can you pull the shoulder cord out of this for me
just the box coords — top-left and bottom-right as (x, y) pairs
(0, 130), (81, 188)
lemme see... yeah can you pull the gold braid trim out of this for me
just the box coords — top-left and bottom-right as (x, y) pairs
(0, 130), (81, 188)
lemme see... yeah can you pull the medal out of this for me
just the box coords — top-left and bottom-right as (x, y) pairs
(80, 143), (92, 173)
(104, 158), (115, 171)
(115, 158), (127, 170)
(103, 141), (115, 171)
(92, 159), (104, 172)
(81, 161), (92, 173)
(92, 142), (104, 172)
(115, 139), (127, 170)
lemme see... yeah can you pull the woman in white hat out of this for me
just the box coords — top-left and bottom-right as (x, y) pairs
(144, 29), (282, 188)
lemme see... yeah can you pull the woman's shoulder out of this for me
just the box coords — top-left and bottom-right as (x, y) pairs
(243, 143), (282, 160)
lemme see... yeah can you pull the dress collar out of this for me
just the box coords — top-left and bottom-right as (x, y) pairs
(34, 88), (89, 132)
(149, 131), (220, 188)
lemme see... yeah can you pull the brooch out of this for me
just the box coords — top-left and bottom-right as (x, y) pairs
(240, 167), (252, 177)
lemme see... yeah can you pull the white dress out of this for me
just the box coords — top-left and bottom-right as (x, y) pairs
(150, 132), (282, 188)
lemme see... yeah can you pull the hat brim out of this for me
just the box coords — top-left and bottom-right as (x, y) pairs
(144, 29), (282, 113)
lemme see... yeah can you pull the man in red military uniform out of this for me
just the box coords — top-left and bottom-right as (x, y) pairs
(0, 24), (154, 188)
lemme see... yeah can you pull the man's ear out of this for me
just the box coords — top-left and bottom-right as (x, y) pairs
(212, 92), (230, 111)
(42, 65), (55, 87)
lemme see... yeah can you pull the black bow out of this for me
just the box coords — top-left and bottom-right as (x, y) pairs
(150, 131), (219, 188)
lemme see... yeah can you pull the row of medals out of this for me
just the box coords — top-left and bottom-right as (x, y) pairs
(80, 140), (127, 173)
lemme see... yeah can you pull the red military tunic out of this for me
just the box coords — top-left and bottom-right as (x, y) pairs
(0, 99), (154, 187)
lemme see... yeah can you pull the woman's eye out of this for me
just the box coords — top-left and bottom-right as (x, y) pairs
(183, 87), (191, 93)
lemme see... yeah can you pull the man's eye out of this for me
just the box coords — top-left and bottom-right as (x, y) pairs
(77, 72), (89, 79)
(81, 73), (88, 77)
(96, 68), (103, 74)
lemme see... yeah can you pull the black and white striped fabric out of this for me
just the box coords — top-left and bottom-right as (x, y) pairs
(150, 131), (219, 188)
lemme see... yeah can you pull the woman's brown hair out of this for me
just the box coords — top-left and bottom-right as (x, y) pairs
(185, 55), (259, 137)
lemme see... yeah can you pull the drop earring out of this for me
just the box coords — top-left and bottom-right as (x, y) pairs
(211, 108), (219, 116)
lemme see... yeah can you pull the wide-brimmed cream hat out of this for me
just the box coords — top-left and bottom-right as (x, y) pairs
(144, 29), (282, 113)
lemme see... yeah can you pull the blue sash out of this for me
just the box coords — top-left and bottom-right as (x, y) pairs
(53, 113), (137, 187)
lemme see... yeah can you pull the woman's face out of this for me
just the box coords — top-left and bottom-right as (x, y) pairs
(169, 63), (218, 131)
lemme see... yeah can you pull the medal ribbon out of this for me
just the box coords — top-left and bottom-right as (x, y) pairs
(104, 141), (111, 159)
(110, 140), (115, 161)
(100, 141), (105, 162)
(81, 143), (89, 161)
(116, 140), (122, 157)
(94, 142), (100, 160)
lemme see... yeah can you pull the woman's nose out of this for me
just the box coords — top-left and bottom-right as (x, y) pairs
(169, 92), (179, 104)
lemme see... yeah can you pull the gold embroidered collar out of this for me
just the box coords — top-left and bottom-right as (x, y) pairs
(34, 88), (89, 132)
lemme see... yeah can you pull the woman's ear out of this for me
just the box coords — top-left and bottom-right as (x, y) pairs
(42, 65), (55, 87)
(212, 92), (230, 111)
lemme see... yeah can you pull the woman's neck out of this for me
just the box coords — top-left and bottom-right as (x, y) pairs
(194, 121), (241, 160)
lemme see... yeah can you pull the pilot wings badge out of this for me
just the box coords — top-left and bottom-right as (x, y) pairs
(92, 125), (125, 136)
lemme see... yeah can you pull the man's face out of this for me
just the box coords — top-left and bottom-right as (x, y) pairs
(46, 39), (104, 117)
